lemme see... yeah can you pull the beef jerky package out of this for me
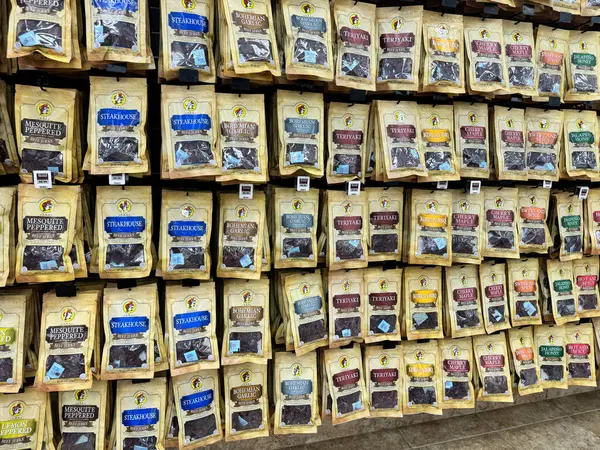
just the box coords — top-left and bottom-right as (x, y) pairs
(34, 290), (97, 392)
(377, 100), (426, 179)
(7, 0), (72, 62)
(84, 0), (149, 63)
(582, 0), (600, 15)
(96, 186), (152, 279)
(445, 265), (485, 338)
(507, 258), (542, 326)
(116, 378), (167, 450)
(535, 26), (568, 101)
(327, 190), (368, 270)
(525, 108), (563, 181)
(367, 187), (403, 261)
(0, 388), (47, 450)
(215, 93), (268, 183)
(503, 21), (536, 97)
(563, 110), (599, 178)
(217, 191), (265, 279)
(364, 268), (401, 344)
(165, 283), (219, 376)
(159, 190), (212, 280)
(508, 327), (543, 395)
(58, 380), (109, 450)
(273, 351), (319, 434)
(101, 284), (156, 380)
(281, 0), (334, 82)
(364, 345), (402, 417)
(482, 186), (520, 259)
(554, 191), (584, 261)
(473, 332), (513, 402)
(222, 279), (270, 366)
(404, 265), (444, 340)
(493, 106), (526, 180)
(439, 337), (475, 409)
(16, 184), (78, 284)
(161, 85), (219, 179)
(273, 187), (318, 269)
(276, 90), (324, 178)
(223, 363), (269, 441)
(0, 294), (26, 393)
(587, 189), (600, 254)
(421, 11), (465, 94)
(417, 105), (459, 182)
(573, 256), (600, 317)
(547, 259), (578, 326)
(173, 370), (223, 448)
(409, 189), (452, 266)
(375, 6), (423, 92)
(222, 0), (281, 76)
(160, 0), (215, 82)
(324, 343), (369, 424)
(326, 102), (370, 184)
(89, 77), (148, 175)
(453, 102), (489, 179)
(540, 259), (555, 323)
(517, 186), (551, 253)
(450, 190), (483, 265)
(164, 382), (179, 447)
(565, 322), (596, 386)
(534, 324), (568, 389)
(0, 81), (19, 174)
(401, 340), (442, 416)
(463, 17), (508, 93)
(333, 0), (376, 91)
(328, 269), (365, 348)
(15, 85), (75, 183)
(566, 31), (600, 102)
(0, 187), (16, 287)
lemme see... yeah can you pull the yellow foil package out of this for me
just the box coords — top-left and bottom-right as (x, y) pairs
(479, 261), (511, 334)
(0, 388), (47, 450)
(401, 340), (442, 416)
(565, 322), (596, 387)
(327, 190), (368, 270)
(535, 26), (569, 102)
(535, 324), (568, 390)
(404, 265), (444, 340)
(363, 344), (403, 418)
(453, 102), (490, 179)
(364, 267), (402, 344)
(439, 337), (475, 409)
(547, 259), (579, 326)
(328, 269), (365, 348)
(409, 189), (452, 266)
(517, 186), (551, 254)
(507, 258), (542, 326)
(482, 186), (520, 259)
(508, 326), (543, 395)
(367, 187), (403, 261)
(450, 189), (483, 265)
(554, 190), (584, 261)
(445, 265), (485, 338)
(473, 332), (514, 402)
(563, 110), (599, 178)
(573, 256), (600, 317)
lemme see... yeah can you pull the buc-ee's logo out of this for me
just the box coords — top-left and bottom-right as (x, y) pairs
(183, 98), (197, 112)
(111, 91), (127, 106)
(292, 364), (303, 377)
(391, 17), (404, 31)
(236, 205), (248, 219)
(342, 279), (352, 291)
(134, 391), (148, 406)
(343, 201), (353, 213)
(240, 370), (252, 383)
(295, 103), (308, 116)
(452, 346), (460, 357)
(181, 204), (195, 218)
(300, 283), (310, 295)
(349, 13), (360, 27)
(182, 0), (195, 10)
(379, 278), (388, 291)
(9, 402), (24, 417)
(426, 200), (438, 212)
(292, 198), (303, 210)
(232, 105), (246, 119)
(479, 28), (491, 39)
(117, 199), (131, 214)
(39, 198), (55, 213)
(301, 3), (314, 14)
(339, 356), (350, 368)
(185, 296), (198, 310)
(123, 300), (137, 314)
(241, 0), (254, 9)
(36, 101), (52, 117)
(459, 199), (470, 211)
(190, 376), (203, 390)
(414, 350), (424, 361)
(486, 342), (494, 353)
(511, 31), (523, 42)
(241, 290), (253, 304)
(379, 197), (391, 209)
(468, 112), (478, 124)
(74, 390), (87, 401)
(342, 114), (354, 128)
(61, 307), (75, 322)
(379, 355), (390, 366)
(394, 111), (405, 122)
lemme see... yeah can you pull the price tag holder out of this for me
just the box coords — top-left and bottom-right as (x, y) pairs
(239, 184), (254, 199)
(436, 181), (448, 190)
(296, 176), (310, 192)
(542, 180), (552, 189)
(109, 173), (126, 185)
(347, 180), (361, 196)
(578, 186), (589, 200)
(469, 180), (481, 195)
(33, 170), (52, 189)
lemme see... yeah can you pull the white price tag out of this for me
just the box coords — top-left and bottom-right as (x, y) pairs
(296, 176), (310, 192)
(578, 186), (590, 200)
(436, 181), (448, 190)
(109, 173), (126, 185)
(33, 171), (52, 189)
(542, 180), (552, 189)
(469, 180), (481, 195)
(239, 184), (254, 199)
(347, 180), (361, 196)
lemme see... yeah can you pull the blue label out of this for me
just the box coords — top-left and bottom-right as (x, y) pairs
(294, 296), (322, 315)
(97, 109), (141, 127)
(46, 362), (64, 379)
(291, 15), (326, 33)
(173, 311), (210, 330)
(284, 118), (320, 135)
(180, 389), (214, 411)
(170, 253), (184, 266)
(170, 114), (211, 132)
(168, 12), (209, 33)
(104, 216), (146, 234)
(122, 408), (159, 427)
(184, 350), (198, 362)
(377, 320), (390, 333)
(109, 316), (150, 335)
(281, 379), (313, 396)
(240, 254), (252, 268)
(168, 221), (206, 237)
(40, 260), (58, 270)
(229, 340), (240, 352)
(92, 0), (138, 12)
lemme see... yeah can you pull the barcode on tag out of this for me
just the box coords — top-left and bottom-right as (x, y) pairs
(542, 180), (552, 189)
(469, 180), (481, 195)
(296, 176), (310, 192)
(578, 186), (589, 200)
(109, 173), (126, 185)
(33, 171), (52, 189)
(239, 184), (254, 199)
(437, 181), (448, 190)
(347, 181), (361, 196)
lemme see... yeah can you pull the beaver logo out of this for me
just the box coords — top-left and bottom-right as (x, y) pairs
(301, 3), (314, 14)
(232, 106), (246, 119)
(379, 197), (390, 209)
(486, 342), (494, 353)
(479, 28), (490, 39)
(75, 390), (87, 401)
(61, 308), (75, 322)
(240, 370), (252, 383)
(391, 17), (404, 31)
(419, 276), (429, 287)
(452, 346), (460, 357)
(511, 31), (522, 42)
(117, 199), (131, 214)
(190, 377), (203, 390)
(241, 0), (254, 8)
(468, 112), (478, 124)
(134, 391), (147, 406)
(349, 13), (360, 26)
(292, 364), (303, 377)
(181, 204), (195, 218)
(186, 296), (198, 309)
(183, 98), (197, 112)
(343, 114), (354, 128)
(342, 279), (351, 291)
(111, 91), (127, 106)
(123, 300), (137, 314)
(394, 111), (405, 122)
(495, 197), (504, 208)
(36, 101), (52, 117)
(429, 115), (440, 127)
(300, 283), (310, 295)
(295, 103), (308, 116)
(292, 198), (303, 210)
(236, 206), (248, 218)
(182, 0), (195, 10)
(39, 199), (55, 213)
(415, 350), (424, 361)
(380, 355), (390, 366)
(459, 200), (470, 211)
(379, 279), (388, 291)
(343, 201), (353, 213)
(576, 119), (586, 129)
(506, 117), (514, 129)
(339, 356), (349, 368)
(241, 290), (253, 304)
(9, 402), (24, 417)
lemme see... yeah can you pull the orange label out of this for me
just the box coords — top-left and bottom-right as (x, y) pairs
(514, 279), (536, 293)
(515, 347), (534, 361)
(520, 207), (545, 221)
(418, 214), (448, 228)
(541, 50), (563, 66)
(528, 131), (557, 146)
(432, 38), (459, 54)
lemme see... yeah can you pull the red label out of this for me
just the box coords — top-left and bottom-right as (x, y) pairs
(460, 126), (486, 140)
(501, 130), (524, 144)
(333, 369), (360, 388)
(471, 40), (501, 55)
(567, 343), (591, 356)
(370, 368), (399, 383)
(333, 130), (363, 146)
(506, 44), (532, 59)
(593, 211), (600, 223)
(369, 292), (397, 306)
(453, 287), (477, 302)
(387, 124), (416, 140)
(340, 27), (371, 46)
(443, 359), (470, 373)
(452, 213), (478, 227)
(333, 294), (361, 310)
(334, 216), (363, 232)
(370, 211), (399, 226)
(380, 33), (414, 50)
(486, 210), (515, 223)
(480, 354), (505, 368)
(485, 284), (505, 299)
(577, 275), (598, 288)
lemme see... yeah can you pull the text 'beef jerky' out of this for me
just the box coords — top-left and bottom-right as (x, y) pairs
(364, 345), (402, 417)
(401, 340), (442, 416)
(440, 337), (475, 409)
(15, 85), (76, 184)
(96, 186), (152, 279)
(364, 267), (402, 343)
(173, 369), (223, 448)
(480, 261), (511, 334)
(161, 0), (216, 82)
(535, 324), (568, 390)
(89, 77), (148, 175)
(547, 259), (578, 326)
(507, 258), (542, 327)
(166, 283), (219, 376)
(0, 294), (26, 393)
(16, 184), (78, 284)
(453, 102), (489, 179)
(445, 265), (485, 338)
(224, 364), (269, 442)
(327, 190), (368, 270)
(566, 31), (600, 102)
(35, 290), (96, 392)
(328, 269), (365, 348)
(563, 110), (599, 178)
(554, 191), (584, 261)
(473, 332), (513, 402)
(274, 351), (319, 434)
(333, 0), (376, 91)
(404, 265), (444, 340)
(160, 190), (213, 280)
(101, 284), (156, 380)
(222, 278), (270, 366)
(367, 187), (403, 261)
(565, 322), (596, 387)
(0, 389), (47, 450)
(573, 256), (600, 317)
(482, 186), (520, 259)
(116, 378), (167, 450)
(503, 20), (536, 96)
(161, 85), (220, 179)
(508, 327), (543, 395)
(535, 26), (568, 101)
(494, 106), (526, 180)
(409, 189), (452, 266)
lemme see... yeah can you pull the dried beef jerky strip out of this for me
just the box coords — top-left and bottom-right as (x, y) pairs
(0, 359), (13, 383)
(452, 235), (477, 256)
(221, 246), (255, 269)
(293, 39), (328, 65)
(444, 381), (469, 400)
(93, 20), (138, 49)
(22, 246), (65, 271)
(483, 376), (508, 394)
(371, 234), (398, 253)
(455, 309), (481, 329)
(369, 315), (396, 335)
(231, 409), (263, 431)
(21, 149), (64, 175)
(379, 58), (413, 81)
(540, 364), (564, 381)
(281, 405), (312, 426)
(174, 141), (213, 166)
(44, 354), (85, 379)
(285, 144), (318, 167)
(334, 317), (361, 339)
(407, 386), (436, 405)
(282, 238), (313, 259)
(228, 331), (262, 355)
(412, 312), (438, 331)
(462, 148), (487, 168)
(333, 154), (361, 176)
(336, 390), (362, 415)
(15, 20), (63, 52)
(568, 362), (592, 379)
(98, 137), (139, 162)
(488, 305), (506, 324)
(108, 344), (148, 369)
(123, 437), (157, 450)
(105, 243), (145, 269)
(168, 247), (204, 270)
(371, 390), (397, 409)
(170, 42), (210, 71)
(61, 433), (96, 450)
(298, 320), (326, 345)
(184, 415), (217, 441)
(175, 337), (212, 362)
(335, 240), (364, 260)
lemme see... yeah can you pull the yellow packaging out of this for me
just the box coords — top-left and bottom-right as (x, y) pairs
(409, 189), (452, 266)
(404, 265), (444, 340)
(535, 26), (569, 101)
(453, 102), (490, 179)
(535, 324), (568, 389)
(493, 106), (527, 181)
(0, 80), (19, 173)
(587, 189), (600, 254)
(327, 269), (365, 348)
(0, 388), (47, 450)
(417, 105), (459, 182)
(445, 265), (485, 338)
(507, 258), (542, 326)
(0, 294), (26, 393)
(439, 337), (475, 409)
(566, 31), (600, 102)
(503, 20), (537, 97)
(401, 340), (442, 415)
(367, 187), (403, 261)
(563, 110), (599, 178)
(363, 344), (402, 417)
(517, 186), (551, 253)
(565, 322), (596, 387)
(0, 187), (16, 287)
(364, 267), (402, 344)
(525, 108), (563, 181)
(482, 186), (520, 259)
(508, 326), (543, 395)
(573, 256), (600, 317)
(473, 332), (514, 402)
(554, 190), (584, 261)
(450, 189), (483, 264)
(547, 259), (578, 326)
(582, 0), (600, 15)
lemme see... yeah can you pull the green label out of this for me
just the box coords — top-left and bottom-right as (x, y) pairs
(561, 215), (581, 229)
(572, 53), (596, 67)
(553, 279), (573, 293)
(569, 131), (594, 144)
(0, 328), (16, 345)
(539, 345), (564, 358)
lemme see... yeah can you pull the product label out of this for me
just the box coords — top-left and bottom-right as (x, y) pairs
(173, 311), (210, 331)
(180, 389), (214, 412)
